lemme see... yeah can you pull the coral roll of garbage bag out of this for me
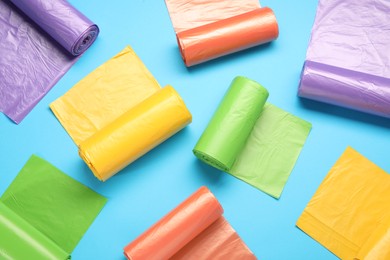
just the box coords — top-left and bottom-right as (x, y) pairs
(165, 0), (278, 66)
(298, 0), (390, 118)
(297, 147), (390, 260)
(194, 77), (312, 199)
(124, 186), (256, 260)
(0, 0), (98, 123)
(51, 46), (192, 181)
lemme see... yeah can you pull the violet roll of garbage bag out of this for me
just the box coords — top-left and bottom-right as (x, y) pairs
(0, 0), (99, 124)
(298, 0), (390, 118)
(10, 0), (99, 56)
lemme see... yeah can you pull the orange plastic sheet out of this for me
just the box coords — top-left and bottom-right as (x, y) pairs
(164, 0), (279, 66)
(50, 46), (192, 181)
(297, 147), (390, 260)
(124, 186), (256, 259)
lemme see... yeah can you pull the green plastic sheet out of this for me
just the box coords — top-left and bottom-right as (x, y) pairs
(0, 155), (107, 259)
(194, 76), (312, 198)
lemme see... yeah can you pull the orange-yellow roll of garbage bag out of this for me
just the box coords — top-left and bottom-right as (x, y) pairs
(50, 46), (192, 181)
(79, 86), (191, 181)
(296, 147), (390, 260)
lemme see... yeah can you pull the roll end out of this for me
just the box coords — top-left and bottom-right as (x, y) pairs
(78, 146), (105, 181)
(72, 25), (99, 56)
(193, 149), (230, 172)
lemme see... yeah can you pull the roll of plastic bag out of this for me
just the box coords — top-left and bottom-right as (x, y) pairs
(51, 46), (192, 181)
(194, 77), (312, 199)
(0, 202), (69, 259)
(0, 0), (98, 123)
(10, 0), (98, 56)
(165, 0), (278, 66)
(124, 186), (256, 259)
(79, 86), (192, 181)
(0, 155), (107, 259)
(297, 147), (390, 260)
(298, 0), (390, 118)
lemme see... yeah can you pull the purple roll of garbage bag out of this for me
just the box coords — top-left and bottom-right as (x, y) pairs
(298, 0), (390, 118)
(0, 0), (98, 124)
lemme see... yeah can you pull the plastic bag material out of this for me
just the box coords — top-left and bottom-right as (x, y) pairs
(0, 0), (98, 124)
(298, 0), (390, 118)
(0, 155), (107, 259)
(164, 0), (278, 66)
(50, 46), (192, 181)
(194, 77), (312, 199)
(124, 186), (256, 260)
(296, 147), (390, 260)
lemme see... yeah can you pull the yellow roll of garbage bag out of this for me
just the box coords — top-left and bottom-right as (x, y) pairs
(79, 86), (191, 181)
(51, 46), (192, 181)
(297, 147), (390, 260)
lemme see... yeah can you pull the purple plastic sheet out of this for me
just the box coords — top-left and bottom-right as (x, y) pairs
(298, 0), (390, 118)
(0, 0), (98, 124)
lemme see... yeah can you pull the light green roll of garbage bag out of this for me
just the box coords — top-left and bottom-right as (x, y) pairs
(193, 76), (312, 199)
(193, 76), (268, 171)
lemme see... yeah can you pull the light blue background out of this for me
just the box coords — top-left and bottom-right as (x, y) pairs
(1, 1), (390, 259)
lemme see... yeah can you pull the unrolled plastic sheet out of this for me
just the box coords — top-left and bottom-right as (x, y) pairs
(50, 46), (192, 181)
(124, 186), (256, 260)
(164, 0), (279, 66)
(0, 155), (107, 259)
(193, 77), (311, 199)
(298, 0), (390, 118)
(297, 147), (390, 260)
(0, 0), (98, 124)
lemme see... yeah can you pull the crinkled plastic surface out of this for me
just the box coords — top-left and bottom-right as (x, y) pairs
(194, 77), (312, 199)
(0, 0), (98, 124)
(297, 147), (390, 260)
(165, 0), (278, 66)
(298, 0), (390, 118)
(124, 186), (256, 260)
(0, 155), (107, 259)
(51, 46), (192, 181)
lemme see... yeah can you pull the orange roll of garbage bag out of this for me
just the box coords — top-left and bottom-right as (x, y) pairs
(79, 86), (192, 181)
(124, 186), (256, 260)
(177, 8), (278, 66)
(165, 0), (279, 66)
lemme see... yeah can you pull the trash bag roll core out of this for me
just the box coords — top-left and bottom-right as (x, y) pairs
(193, 76), (269, 171)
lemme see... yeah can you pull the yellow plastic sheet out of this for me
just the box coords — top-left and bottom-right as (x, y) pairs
(296, 147), (390, 260)
(50, 46), (192, 181)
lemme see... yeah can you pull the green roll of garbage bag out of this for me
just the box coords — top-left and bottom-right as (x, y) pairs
(0, 155), (107, 259)
(0, 202), (69, 259)
(193, 76), (312, 199)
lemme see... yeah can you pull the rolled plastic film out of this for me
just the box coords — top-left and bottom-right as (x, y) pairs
(297, 0), (390, 118)
(193, 76), (269, 171)
(124, 187), (223, 260)
(0, 155), (107, 259)
(178, 8), (278, 66)
(79, 86), (192, 181)
(0, 202), (69, 260)
(10, 0), (98, 56)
